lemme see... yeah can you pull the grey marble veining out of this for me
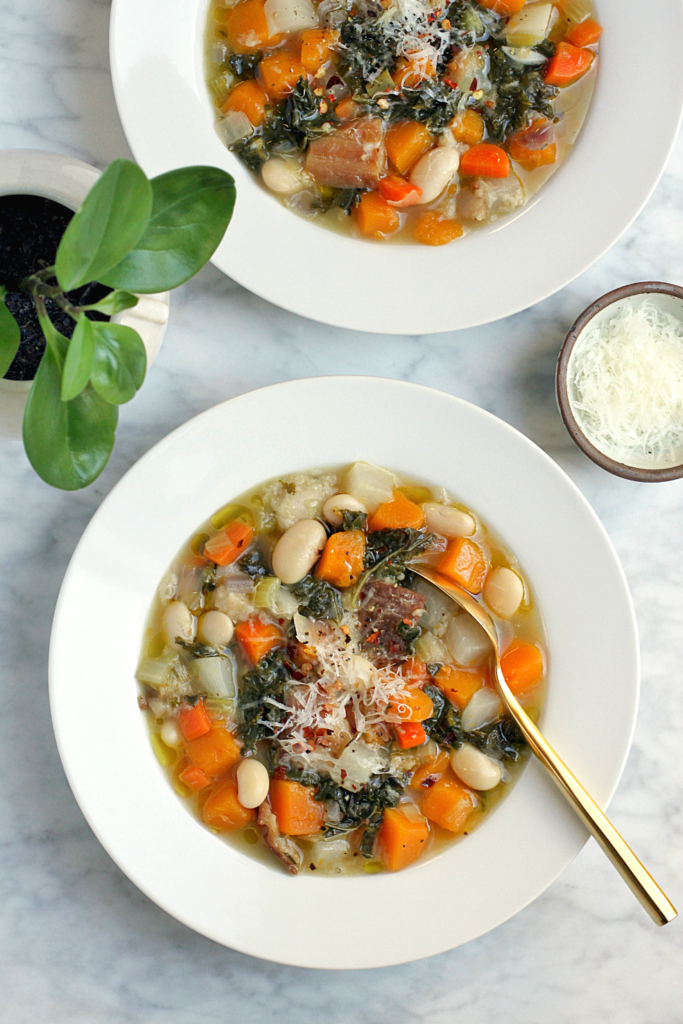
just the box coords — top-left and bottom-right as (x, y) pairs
(1, 1), (682, 1020)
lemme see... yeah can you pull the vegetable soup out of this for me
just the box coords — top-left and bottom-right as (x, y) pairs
(137, 463), (546, 875)
(204, 0), (600, 245)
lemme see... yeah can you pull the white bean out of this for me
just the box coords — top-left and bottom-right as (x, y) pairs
(322, 493), (367, 528)
(271, 518), (327, 585)
(422, 502), (476, 538)
(197, 609), (234, 646)
(236, 758), (270, 808)
(261, 157), (301, 194)
(410, 148), (460, 205)
(462, 687), (503, 732)
(450, 743), (502, 791)
(483, 566), (524, 619)
(160, 719), (181, 748)
(446, 613), (491, 667)
(162, 600), (196, 648)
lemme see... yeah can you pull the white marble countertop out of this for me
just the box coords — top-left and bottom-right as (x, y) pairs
(1, 1), (682, 1019)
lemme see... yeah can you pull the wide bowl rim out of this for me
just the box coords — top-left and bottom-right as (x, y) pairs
(108, 0), (683, 334)
(556, 280), (683, 482)
(48, 376), (639, 968)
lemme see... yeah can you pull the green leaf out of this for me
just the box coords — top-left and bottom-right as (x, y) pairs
(100, 166), (236, 293)
(55, 159), (153, 292)
(61, 316), (95, 401)
(23, 323), (118, 490)
(0, 286), (21, 377)
(80, 289), (139, 316)
(90, 321), (147, 405)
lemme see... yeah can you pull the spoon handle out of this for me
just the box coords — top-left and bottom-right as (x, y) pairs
(494, 665), (677, 926)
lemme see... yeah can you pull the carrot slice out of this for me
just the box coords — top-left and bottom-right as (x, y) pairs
(377, 807), (430, 871)
(395, 722), (427, 748)
(400, 658), (431, 686)
(178, 764), (211, 791)
(500, 641), (544, 696)
(368, 489), (425, 531)
(204, 520), (253, 566)
(476, 0), (526, 14)
(438, 536), (488, 593)
(269, 779), (326, 835)
(378, 175), (422, 207)
(185, 725), (242, 778)
(389, 687), (434, 723)
(178, 699), (212, 742)
(228, 0), (282, 53)
(544, 41), (595, 87)
(315, 530), (365, 588)
(435, 665), (486, 710)
(235, 618), (284, 664)
(203, 777), (255, 830)
(421, 771), (475, 832)
(565, 17), (602, 47)
(335, 96), (361, 121)
(459, 143), (510, 178)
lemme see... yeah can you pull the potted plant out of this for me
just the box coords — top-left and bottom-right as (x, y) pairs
(0, 151), (235, 489)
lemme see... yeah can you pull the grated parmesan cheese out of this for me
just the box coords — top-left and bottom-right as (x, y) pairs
(567, 300), (683, 467)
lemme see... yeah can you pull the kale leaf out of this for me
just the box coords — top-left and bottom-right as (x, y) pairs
(445, 0), (490, 47)
(338, 15), (396, 93)
(238, 647), (292, 752)
(422, 683), (465, 748)
(201, 564), (216, 593)
(239, 549), (269, 579)
(340, 508), (368, 532)
(396, 619), (421, 652)
(265, 79), (337, 150)
(479, 43), (558, 142)
(292, 575), (343, 620)
(386, 79), (463, 131)
(225, 52), (262, 78)
(316, 773), (407, 855)
(176, 639), (220, 658)
(363, 527), (434, 584)
(311, 187), (364, 216)
(469, 716), (527, 762)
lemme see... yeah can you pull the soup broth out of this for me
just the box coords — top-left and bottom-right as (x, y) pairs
(137, 463), (546, 875)
(204, 0), (599, 245)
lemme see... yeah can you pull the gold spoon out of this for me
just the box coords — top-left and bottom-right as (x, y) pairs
(411, 564), (677, 927)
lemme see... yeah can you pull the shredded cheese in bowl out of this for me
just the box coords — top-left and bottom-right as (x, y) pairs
(567, 299), (683, 468)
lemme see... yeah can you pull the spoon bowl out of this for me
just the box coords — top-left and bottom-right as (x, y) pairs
(412, 564), (677, 927)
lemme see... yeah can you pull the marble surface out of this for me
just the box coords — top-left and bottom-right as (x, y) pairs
(1, 1), (682, 1019)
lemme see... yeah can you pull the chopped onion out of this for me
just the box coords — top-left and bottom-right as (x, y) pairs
(264, 0), (318, 36)
(215, 111), (253, 147)
(501, 46), (547, 65)
(220, 573), (254, 593)
(505, 3), (553, 47)
(557, 0), (592, 25)
(400, 801), (427, 823)
(193, 653), (237, 699)
(462, 687), (502, 732)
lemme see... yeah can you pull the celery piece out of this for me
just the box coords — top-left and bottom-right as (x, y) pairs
(254, 575), (281, 609)
(398, 484), (433, 504)
(211, 503), (254, 530)
(210, 70), (237, 105)
(136, 655), (173, 687)
(364, 861), (383, 874)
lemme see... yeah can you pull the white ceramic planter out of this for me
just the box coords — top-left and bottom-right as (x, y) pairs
(0, 149), (170, 439)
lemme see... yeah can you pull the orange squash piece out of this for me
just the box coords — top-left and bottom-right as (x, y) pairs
(565, 17), (602, 48)
(235, 618), (284, 664)
(435, 665), (486, 710)
(421, 771), (475, 832)
(300, 28), (339, 74)
(389, 687), (434, 723)
(221, 79), (268, 127)
(413, 212), (463, 246)
(355, 191), (400, 238)
(376, 807), (430, 871)
(410, 748), (450, 789)
(500, 641), (544, 696)
(368, 489), (425, 531)
(335, 96), (361, 121)
(315, 530), (366, 588)
(392, 55), (436, 90)
(269, 779), (326, 835)
(400, 658), (430, 685)
(258, 52), (306, 101)
(439, 537), (488, 593)
(508, 138), (557, 172)
(385, 121), (433, 175)
(228, 0), (282, 53)
(203, 777), (255, 831)
(185, 725), (242, 778)
(449, 109), (484, 145)
(476, 0), (526, 14)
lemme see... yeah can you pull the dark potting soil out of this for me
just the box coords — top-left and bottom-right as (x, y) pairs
(0, 194), (111, 381)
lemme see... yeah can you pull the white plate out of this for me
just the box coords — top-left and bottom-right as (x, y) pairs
(109, 0), (683, 334)
(50, 377), (638, 967)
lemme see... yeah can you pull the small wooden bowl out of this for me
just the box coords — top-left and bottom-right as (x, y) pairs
(556, 281), (683, 482)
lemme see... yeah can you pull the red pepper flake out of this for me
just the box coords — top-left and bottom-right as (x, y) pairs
(469, 77), (478, 90)
(402, 617), (413, 625)
(341, 769), (347, 781)
(444, 78), (458, 90)
(485, 100), (495, 108)
(274, 766), (286, 780)
(365, 630), (381, 644)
